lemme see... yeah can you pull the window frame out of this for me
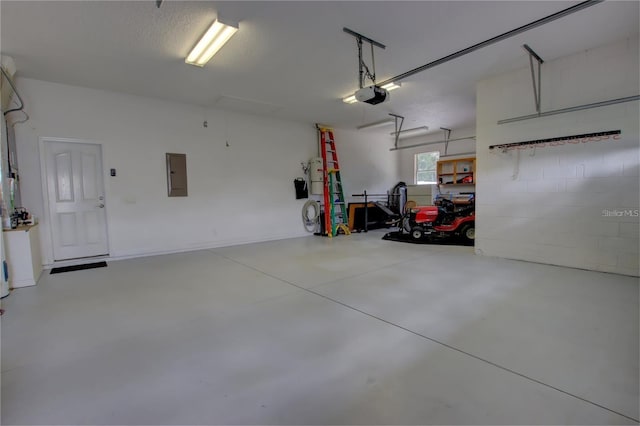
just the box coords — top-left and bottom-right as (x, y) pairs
(414, 151), (440, 185)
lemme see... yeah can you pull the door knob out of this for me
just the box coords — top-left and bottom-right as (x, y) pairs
(98, 203), (105, 208)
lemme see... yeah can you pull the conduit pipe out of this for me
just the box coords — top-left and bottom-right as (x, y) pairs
(389, 136), (475, 152)
(377, 0), (603, 87)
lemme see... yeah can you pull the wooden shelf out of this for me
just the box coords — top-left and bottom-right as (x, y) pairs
(437, 157), (476, 185)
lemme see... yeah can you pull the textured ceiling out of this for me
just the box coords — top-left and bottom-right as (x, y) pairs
(1, 1), (638, 131)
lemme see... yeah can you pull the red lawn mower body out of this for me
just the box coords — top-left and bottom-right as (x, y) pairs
(404, 195), (475, 243)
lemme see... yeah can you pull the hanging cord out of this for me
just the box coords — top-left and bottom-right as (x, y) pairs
(10, 110), (29, 127)
(302, 200), (320, 233)
(2, 67), (28, 181)
(4, 116), (12, 180)
(1, 67), (25, 117)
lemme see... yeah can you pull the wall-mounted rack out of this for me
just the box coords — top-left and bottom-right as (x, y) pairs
(489, 130), (621, 151)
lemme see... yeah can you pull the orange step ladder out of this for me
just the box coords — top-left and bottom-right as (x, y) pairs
(318, 126), (350, 237)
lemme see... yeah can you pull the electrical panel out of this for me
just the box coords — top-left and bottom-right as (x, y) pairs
(166, 153), (188, 197)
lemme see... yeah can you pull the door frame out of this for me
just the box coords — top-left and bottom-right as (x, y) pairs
(39, 137), (110, 265)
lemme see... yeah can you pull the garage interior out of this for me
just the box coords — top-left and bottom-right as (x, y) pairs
(0, 1), (638, 425)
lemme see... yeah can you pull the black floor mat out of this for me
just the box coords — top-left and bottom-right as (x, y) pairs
(50, 261), (107, 274)
(382, 231), (473, 246)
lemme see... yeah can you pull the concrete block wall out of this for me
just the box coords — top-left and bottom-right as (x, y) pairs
(476, 37), (639, 276)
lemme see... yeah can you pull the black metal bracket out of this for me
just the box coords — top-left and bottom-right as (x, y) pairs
(389, 113), (404, 149)
(441, 127), (452, 155)
(489, 130), (621, 151)
(343, 27), (385, 89)
(523, 44), (544, 114)
(343, 27), (385, 49)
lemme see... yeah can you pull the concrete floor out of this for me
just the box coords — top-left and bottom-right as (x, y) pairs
(1, 232), (638, 425)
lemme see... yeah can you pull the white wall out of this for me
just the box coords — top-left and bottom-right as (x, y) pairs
(15, 78), (317, 264)
(406, 184), (433, 207)
(332, 128), (400, 204)
(476, 37), (639, 276)
(0, 115), (9, 296)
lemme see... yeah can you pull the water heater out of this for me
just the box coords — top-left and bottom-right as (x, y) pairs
(309, 157), (323, 195)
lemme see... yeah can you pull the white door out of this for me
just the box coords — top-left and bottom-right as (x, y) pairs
(44, 141), (109, 260)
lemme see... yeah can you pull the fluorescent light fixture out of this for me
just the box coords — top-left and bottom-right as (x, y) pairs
(342, 94), (357, 104)
(342, 82), (401, 104)
(186, 19), (238, 67)
(357, 118), (395, 130)
(390, 126), (430, 138)
(380, 82), (401, 91)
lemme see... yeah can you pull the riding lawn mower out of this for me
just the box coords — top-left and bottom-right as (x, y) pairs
(386, 194), (475, 245)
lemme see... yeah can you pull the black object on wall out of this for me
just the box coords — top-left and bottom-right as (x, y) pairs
(294, 178), (308, 199)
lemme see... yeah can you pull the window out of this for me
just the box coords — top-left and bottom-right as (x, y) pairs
(415, 151), (439, 184)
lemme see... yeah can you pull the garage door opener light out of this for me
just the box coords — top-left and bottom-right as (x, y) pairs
(342, 82), (401, 104)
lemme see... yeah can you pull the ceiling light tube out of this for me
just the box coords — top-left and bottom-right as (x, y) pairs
(186, 19), (238, 67)
(380, 82), (401, 91)
(342, 94), (358, 104)
(357, 118), (395, 130)
(390, 126), (430, 138)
